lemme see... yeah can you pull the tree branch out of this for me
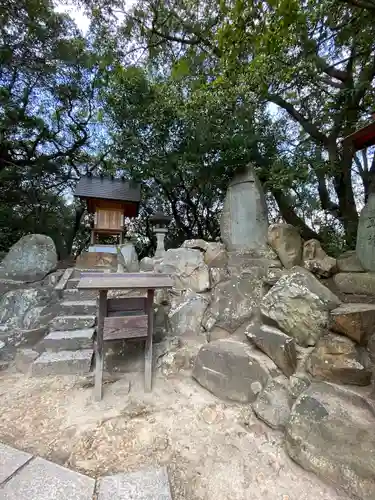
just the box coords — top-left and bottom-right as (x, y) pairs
(267, 93), (329, 147)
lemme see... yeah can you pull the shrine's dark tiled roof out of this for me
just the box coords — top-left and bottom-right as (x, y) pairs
(74, 176), (141, 202)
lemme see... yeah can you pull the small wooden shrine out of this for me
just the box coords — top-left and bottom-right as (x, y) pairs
(74, 174), (141, 244)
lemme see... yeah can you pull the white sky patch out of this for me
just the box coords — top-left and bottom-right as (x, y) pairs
(54, 1), (91, 34)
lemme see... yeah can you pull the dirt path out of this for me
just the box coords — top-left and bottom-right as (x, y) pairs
(0, 370), (349, 499)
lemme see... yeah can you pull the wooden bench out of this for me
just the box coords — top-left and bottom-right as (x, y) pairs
(78, 273), (173, 400)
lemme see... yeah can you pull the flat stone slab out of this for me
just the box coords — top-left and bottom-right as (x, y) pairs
(0, 443), (32, 484)
(50, 315), (96, 331)
(61, 300), (97, 315)
(31, 349), (92, 376)
(1, 456), (95, 500)
(63, 288), (98, 300)
(97, 467), (172, 500)
(42, 329), (94, 351)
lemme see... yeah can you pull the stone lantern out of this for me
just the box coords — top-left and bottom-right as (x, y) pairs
(150, 211), (172, 257)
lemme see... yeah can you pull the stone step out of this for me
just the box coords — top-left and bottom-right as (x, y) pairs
(50, 315), (96, 331)
(65, 278), (80, 289)
(31, 349), (93, 376)
(41, 328), (95, 351)
(63, 288), (98, 300)
(97, 467), (172, 500)
(73, 268), (112, 279)
(61, 300), (97, 316)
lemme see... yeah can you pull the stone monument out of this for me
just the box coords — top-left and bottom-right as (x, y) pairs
(356, 192), (375, 271)
(220, 165), (269, 251)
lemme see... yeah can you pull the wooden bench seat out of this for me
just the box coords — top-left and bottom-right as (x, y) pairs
(103, 315), (148, 341)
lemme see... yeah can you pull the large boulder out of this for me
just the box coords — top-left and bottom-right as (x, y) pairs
(181, 239), (209, 251)
(0, 234), (57, 282)
(285, 382), (375, 500)
(204, 243), (228, 268)
(202, 270), (264, 333)
(337, 250), (364, 273)
(158, 248), (210, 292)
(333, 272), (375, 296)
(330, 303), (375, 344)
(260, 267), (341, 346)
(246, 323), (297, 377)
(220, 166), (269, 252)
(252, 376), (294, 430)
(139, 257), (157, 272)
(306, 332), (372, 386)
(182, 240), (228, 268)
(267, 223), (302, 269)
(303, 239), (337, 278)
(168, 291), (209, 337)
(193, 339), (273, 402)
(0, 288), (52, 331)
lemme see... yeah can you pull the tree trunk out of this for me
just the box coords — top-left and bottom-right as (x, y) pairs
(329, 143), (359, 248)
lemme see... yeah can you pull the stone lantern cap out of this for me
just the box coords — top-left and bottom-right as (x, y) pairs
(150, 211), (172, 228)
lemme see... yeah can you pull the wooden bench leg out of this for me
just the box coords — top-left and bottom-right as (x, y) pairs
(94, 290), (107, 401)
(145, 289), (154, 392)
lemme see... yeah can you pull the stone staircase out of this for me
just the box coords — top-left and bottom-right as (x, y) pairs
(31, 268), (99, 376)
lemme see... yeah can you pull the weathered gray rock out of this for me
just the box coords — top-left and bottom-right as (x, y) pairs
(285, 382), (375, 500)
(263, 267), (288, 287)
(330, 303), (375, 344)
(156, 336), (205, 376)
(204, 242), (228, 268)
(0, 234), (57, 282)
(209, 266), (231, 287)
(168, 291), (209, 336)
(337, 250), (364, 272)
(261, 267), (341, 346)
(139, 257), (156, 272)
(207, 326), (231, 342)
(252, 377), (293, 430)
(0, 288), (52, 331)
(15, 348), (40, 373)
(220, 166), (268, 251)
(356, 192), (375, 271)
(267, 224), (302, 269)
(202, 271), (264, 333)
(333, 272), (375, 296)
(288, 373), (311, 399)
(193, 339), (271, 402)
(246, 323), (297, 377)
(306, 332), (372, 386)
(158, 248), (210, 292)
(117, 242), (139, 272)
(303, 239), (337, 278)
(367, 333), (375, 363)
(182, 239), (209, 251)
(227, 249), (282, 275)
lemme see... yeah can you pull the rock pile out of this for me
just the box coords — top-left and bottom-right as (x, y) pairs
(141, 167), (375, 500)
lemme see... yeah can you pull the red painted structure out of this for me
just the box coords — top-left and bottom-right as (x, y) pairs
(343, 118), (375, 152)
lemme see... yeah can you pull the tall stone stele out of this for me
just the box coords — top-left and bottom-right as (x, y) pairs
(220, 165), (269, 251)
(356, 192), (375, 271)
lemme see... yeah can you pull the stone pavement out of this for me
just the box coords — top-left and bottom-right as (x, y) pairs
(0, 442), (173, 499)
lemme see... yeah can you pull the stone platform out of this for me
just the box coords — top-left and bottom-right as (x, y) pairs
(0, 442), (172, 499)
